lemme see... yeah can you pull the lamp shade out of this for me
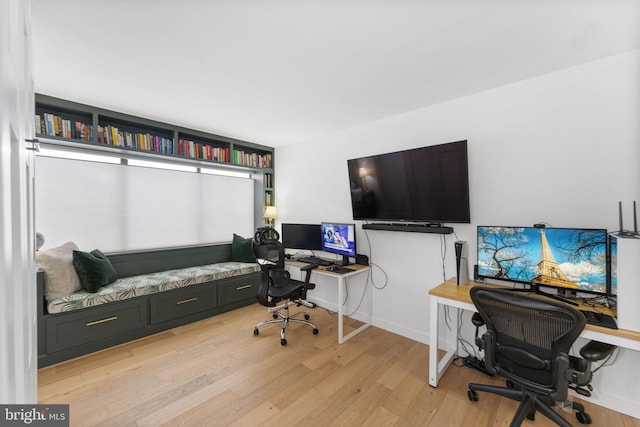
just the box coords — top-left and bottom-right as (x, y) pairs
(263, 206), (278, 219)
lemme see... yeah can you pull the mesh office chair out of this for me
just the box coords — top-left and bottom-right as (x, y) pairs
(467, 286), (615, 427)
(252, 227), (319, 345)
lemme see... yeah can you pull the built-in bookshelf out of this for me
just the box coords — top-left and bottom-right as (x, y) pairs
(35, 94), (275, 228)
(35, 105), (92, 141)
(264, 173), (274, 206)
(35, 95), (274, 168)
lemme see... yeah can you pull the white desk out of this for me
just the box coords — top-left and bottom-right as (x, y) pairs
(429, 278), (640, 388)
(287, 261), (371, 344)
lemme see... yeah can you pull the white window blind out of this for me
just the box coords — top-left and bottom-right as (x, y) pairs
(35, 156), (254, 252)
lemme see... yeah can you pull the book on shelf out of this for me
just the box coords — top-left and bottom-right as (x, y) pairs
(35, 113), (92, 141)
(232, 149), (272, 168)
(177, 138), (230, 163)
(97, 124), (174, 155)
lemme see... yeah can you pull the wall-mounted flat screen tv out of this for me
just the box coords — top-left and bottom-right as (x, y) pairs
(477, 226), (610, 296)
(347, 140), (470, 223)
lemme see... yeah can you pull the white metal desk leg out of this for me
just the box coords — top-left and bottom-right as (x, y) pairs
(338, 276), (345, 344)
(429, 295), (440, 387)
(429, 295), (460, 387)
(366, 277), (372, 326)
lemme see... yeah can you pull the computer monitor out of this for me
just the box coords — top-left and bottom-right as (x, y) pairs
(281, 223), (322, 251)
(321, 222), (356, 265)
(477, 226), (609, 296)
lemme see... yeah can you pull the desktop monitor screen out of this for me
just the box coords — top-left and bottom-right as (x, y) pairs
(281, 223), (322, 251)
(321, 222), (356, 264)
(477, 226), (609, 296)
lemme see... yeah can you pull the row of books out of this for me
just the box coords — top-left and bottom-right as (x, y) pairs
(97, 126), (237, 164)
(265, 192), (273, 206)
(264, 173), (273, 188)
(35, 113), (272, 168)
(98, 125), (174, 154)
(35, 113), (92, 141)
(177, 138), (231, 162)
(233, 150), (272, 168)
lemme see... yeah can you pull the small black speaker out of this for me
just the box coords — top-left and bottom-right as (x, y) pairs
(356, 254), (369, 266)
(473, 264), (485, 283)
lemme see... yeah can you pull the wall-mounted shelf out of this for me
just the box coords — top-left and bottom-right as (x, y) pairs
(35, 94), (275, 230)
(363, 223), (453, 234)
(35, 94), (273, 170)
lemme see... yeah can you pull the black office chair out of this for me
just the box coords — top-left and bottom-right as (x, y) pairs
(252, 227), (319, 345)
(467, 286), (616, 427)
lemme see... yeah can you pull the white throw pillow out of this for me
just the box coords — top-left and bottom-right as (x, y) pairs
(36, 241), (82, 300)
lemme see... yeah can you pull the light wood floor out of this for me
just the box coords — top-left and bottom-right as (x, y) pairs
(38, 303), (638, 426)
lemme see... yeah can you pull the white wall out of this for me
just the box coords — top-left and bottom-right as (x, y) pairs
(276, 49), (640, 417)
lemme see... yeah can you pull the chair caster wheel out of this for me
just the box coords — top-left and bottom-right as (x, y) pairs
(304, 314), (310, 320)
(253, 328), (259, 335)
(526, 412), (535, 421)
(313, 328), (319, 335)
(467, 389), (479, 402)
(576, 411), (592, 424)
(272, 313), (278, 319)
(280, 338), (287, 346)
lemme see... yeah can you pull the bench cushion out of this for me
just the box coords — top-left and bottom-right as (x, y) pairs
(47, 262), (260, 314)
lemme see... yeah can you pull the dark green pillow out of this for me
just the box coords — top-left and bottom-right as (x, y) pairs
(72, 249), (118, 293)
(230, 234), (256, 263)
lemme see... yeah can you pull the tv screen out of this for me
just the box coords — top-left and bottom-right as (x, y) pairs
(347, 140), (470, 223)
(477, 226), (609, 296)
(281, 223), (322, 251)
(321, 222), (356, 265)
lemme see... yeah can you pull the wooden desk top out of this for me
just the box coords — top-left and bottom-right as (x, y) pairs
(286, 260), (369, 277)
(430, 278), (640, 343)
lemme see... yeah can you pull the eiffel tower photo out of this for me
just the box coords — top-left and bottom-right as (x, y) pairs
(532, 229), (580, 289)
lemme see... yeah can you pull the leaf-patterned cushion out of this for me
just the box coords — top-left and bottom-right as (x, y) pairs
(47, 262), (260, 314)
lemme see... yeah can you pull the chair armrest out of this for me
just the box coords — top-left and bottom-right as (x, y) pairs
(299, 263), (318, 288)
(580, 340), (616, 362)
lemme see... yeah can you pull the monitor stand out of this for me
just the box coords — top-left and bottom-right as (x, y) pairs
(503, 284), (579, 306)
(336, 255), (350, 266)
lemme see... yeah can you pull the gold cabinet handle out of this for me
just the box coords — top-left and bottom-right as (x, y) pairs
(86, 316), (118, 326)
(236, 284), (252, 291)
(177, 297), (198, 305)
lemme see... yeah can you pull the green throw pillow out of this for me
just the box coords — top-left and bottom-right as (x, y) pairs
(231, 234), (256, 263)
(72, 249), (118, 293)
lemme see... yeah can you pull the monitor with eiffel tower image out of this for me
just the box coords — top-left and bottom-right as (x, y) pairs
(477, 226), (609, 296)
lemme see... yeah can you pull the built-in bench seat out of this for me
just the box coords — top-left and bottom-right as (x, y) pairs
(47, 261), (260, 314)
(37, 241), (261, 367)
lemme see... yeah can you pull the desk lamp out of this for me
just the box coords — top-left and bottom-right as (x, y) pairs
(264, 206), (277, 227)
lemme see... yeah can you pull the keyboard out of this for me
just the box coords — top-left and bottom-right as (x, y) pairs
(579, 309), (617, 329)
(297, 256), (333, 266)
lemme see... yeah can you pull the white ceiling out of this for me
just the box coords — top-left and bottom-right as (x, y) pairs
(31, 0), (640, 147)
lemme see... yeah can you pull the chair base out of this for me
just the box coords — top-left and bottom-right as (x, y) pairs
(254, 300), (318, 345)
(468, 382), (592, 427)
